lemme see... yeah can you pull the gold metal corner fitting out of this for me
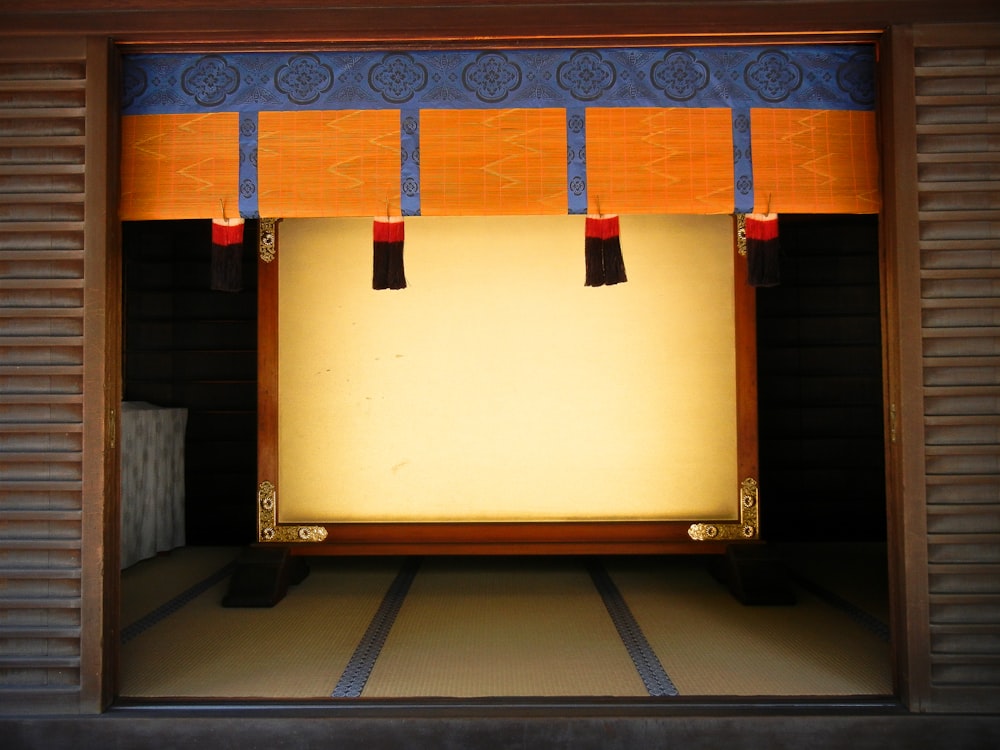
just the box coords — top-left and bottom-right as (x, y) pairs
(257, 480), (328, 543)
(688, 477), (759, 542)
(736, 213), (747, 256)
(259, 218), (278, 263)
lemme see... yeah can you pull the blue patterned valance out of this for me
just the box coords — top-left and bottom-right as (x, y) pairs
(122, 46), (874, 114)
(121, 46), (875, 218)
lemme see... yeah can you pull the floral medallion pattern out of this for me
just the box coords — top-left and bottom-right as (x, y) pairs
(837, 50), (876, 106)
(370, 54), (428, 104)
(181, 55), (240, 107)
(557, 51), (616, 101)
(651, 50), (710, 102)
(275, 54), (334, 105)
(463, 52), (522, 103)
(744, 49), (803, 103)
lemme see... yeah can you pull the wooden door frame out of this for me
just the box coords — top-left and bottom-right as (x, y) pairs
(85, 25), (923, 712)
(877, 23), (930, 712)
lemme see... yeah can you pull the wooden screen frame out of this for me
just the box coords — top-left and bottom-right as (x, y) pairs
(257, 216), (758, 556)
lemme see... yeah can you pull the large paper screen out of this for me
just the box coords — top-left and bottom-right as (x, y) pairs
(277, 215), (737, 523)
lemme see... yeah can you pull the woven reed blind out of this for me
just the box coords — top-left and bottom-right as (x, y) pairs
(420, 108), (567, 216)
(586, 108), (734, 215)
(750, 109), (879, 214)
(258, 110), (401, 218)
(120, 113), (240, 220)
(120, 106), (879, 219)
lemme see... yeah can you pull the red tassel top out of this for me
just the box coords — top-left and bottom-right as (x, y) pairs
(745, 213), (779, 241)
(585, 214), (620, 240)
(374, 217), (405, 243)
(211, 217), (245, 246)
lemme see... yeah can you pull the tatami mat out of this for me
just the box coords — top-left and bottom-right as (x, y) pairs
(119, 547), (892, 700)
(605, 556), (892, 696)
(121, 546), (240, 628)
(361, 557), (648, 698)
(778, 542), (891, 624)
(120, 556), (401, 698)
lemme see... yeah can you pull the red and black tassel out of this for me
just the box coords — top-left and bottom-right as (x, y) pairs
(373, 217), (406, 290)
(211, 217), (245, 292)
(584, 214), (627, 287)
(745, 213), (780, 287)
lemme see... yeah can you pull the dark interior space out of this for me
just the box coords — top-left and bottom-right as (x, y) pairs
(756, 214), (885, 543)
(121, 214), (885, 548)
(122, 220), (259, 546)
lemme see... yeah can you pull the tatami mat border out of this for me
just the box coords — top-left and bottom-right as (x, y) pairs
(587, 559), (679, 697)
(121, 560), (238, 644)
(793, 576), (890, 642)
(332, 558), (422, 698)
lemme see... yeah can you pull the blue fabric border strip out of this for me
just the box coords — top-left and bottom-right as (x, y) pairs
(567, 108), (587, 215)
(732, 107), (754, 214)
(122, 46), (875, 116)
(238, 110), (260, 219)
(400, 110), (421, 217)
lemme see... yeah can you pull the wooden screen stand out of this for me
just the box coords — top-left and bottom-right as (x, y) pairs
(221, 544), (310, 607)
(711, 543), (797, 605)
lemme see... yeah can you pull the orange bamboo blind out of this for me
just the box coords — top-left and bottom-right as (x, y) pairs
(120, 107), (880, 219)
(419, 109), (568, 216)
(750, 109), (879, 214)
(586, 108), (735, 215)
(120, 113), (240, 220)
(258, 110), (402, 218)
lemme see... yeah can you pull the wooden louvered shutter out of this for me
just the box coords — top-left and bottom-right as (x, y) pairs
(888, 23), (1000, 714)
(0, 37), (116, 714)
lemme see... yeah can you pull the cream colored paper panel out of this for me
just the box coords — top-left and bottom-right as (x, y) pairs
(277, 215), (737, 523)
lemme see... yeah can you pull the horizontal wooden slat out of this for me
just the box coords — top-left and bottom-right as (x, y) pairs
(919, 210), (1000, 223)
(0, 596), (81, 608)
(931, 662), (1000, 687)
(916, 65), (1000, 78)
(919, 181), (1000, 193)
(0, 423), (82, 434)
(930, 565), (1000, 595)
(923, 298), (1000, 312)
(0, 566), (81, 579)
(916, 95), (1000, 107)
(0, 108), (86, 120)
(926, 423), (1000, 445)
(927, 507), (1000, 534)
(0, 626), (80, 639)
(0, 308), (82, 318)
(931, 623), (1000, 653)
(0, 194), (85, 205)
(0, 137), (86, 148)
(0, 223), (85, 235)
(928, 596), (1000, 627)
(0, 165), (85, 176)
(0, 660), (81, 677)
(0, 80), (86, 92)
(927, 539), (1000, 564)
(917, 152), (1000, 163)
(0, 506), (81, 518)
(0, 540), (81, 552)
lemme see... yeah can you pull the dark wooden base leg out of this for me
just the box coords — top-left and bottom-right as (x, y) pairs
(221, 544), (309, 607)
(710, 543), (797, 605)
